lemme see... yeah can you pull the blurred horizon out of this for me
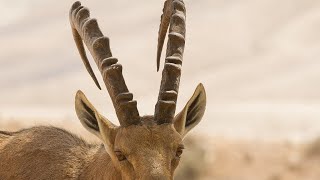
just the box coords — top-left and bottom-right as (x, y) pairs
(1, 0), (320, 142)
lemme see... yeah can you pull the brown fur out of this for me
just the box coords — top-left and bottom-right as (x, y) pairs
(0, 83), (206, 180)
(0, 126), (120, 180)
(0, 120), (182, 180)
(0, 1), (206, 179)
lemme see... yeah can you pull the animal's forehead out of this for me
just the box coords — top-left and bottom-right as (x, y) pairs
(115, 124), (182, 149)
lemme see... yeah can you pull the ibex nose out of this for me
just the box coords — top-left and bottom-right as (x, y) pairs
(139, 175), (171, 180)
(137, 154), (171, 180)
(138, 169), (171, 180)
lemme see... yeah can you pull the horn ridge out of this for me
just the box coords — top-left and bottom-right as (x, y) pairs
(155, 0), (186, 124)
(70, 1), (140, 126)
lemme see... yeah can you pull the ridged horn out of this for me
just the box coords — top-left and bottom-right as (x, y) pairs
(155, 0), (186, 124)
(70, 1), (140, 126)
(157, 0), (174, 72)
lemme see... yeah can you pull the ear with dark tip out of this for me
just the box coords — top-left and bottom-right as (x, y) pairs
(174, 83), (206, 137)
(75, 90), (118, 148)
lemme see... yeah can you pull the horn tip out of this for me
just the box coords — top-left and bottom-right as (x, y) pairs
(93, 80), (102, 90)
(72, 1), (81, 8)
(157, 62), (160, 72)
(156, 53), (161, 72)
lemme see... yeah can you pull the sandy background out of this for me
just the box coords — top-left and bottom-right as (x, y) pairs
(1, 0), (320, 141)
(1, 0), (320, 179)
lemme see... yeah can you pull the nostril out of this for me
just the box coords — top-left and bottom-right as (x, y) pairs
(155, 177), (169, 180)
(138, 170), (171, 180)
(140, 175), (170, 180)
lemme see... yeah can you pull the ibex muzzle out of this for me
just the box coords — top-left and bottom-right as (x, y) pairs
(0, 1), (206, 179)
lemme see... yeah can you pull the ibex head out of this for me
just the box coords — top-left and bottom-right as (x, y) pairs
(70, 1), (206, 179)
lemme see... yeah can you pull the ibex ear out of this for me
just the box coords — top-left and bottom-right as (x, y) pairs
(75, 90), (118, 148)
(174, 84), (206, 137)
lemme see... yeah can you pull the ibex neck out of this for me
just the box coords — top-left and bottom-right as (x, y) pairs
(79, 145), (121, 179)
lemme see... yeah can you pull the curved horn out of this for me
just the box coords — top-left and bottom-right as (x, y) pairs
(69, 4), (101, 90)
(70, 1), (140, 126)
(155, 0), (186, 124)
(157, 0), (174, 71)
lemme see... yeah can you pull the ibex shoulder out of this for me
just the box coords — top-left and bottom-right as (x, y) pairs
(0, 126), (104, 179)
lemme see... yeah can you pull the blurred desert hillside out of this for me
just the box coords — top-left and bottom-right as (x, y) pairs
(1, 0), (320, 141)
(2, 0), (320, 179)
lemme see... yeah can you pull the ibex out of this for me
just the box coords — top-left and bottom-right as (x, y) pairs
(0, 1), (206, 179)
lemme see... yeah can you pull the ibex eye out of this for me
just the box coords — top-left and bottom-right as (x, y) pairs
(114, 151), (127, 161)
(176, 145), (184, 158)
